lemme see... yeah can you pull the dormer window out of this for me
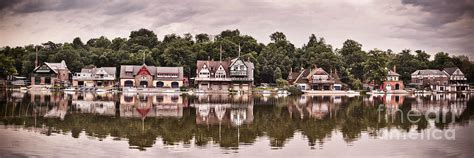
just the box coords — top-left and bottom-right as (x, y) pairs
(216, 65), (226, 78)
(199, 65), (210, 78)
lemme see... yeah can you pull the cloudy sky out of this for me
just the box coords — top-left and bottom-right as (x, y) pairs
(0, 0), (473, 58)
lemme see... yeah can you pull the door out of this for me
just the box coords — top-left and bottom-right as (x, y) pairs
(124, 80), (133, 87)
(156, 81), (164, 88)
(171, 82), (179, 88)
(140, 81), (148, 87)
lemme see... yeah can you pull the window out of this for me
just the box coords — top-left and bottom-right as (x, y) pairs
(35, 76), (41, 85)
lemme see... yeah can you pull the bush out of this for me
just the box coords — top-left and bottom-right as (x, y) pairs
(276, 78), (289, 88)
(286, 86), (302, 96)
(351, 79), (362, 90)
(179, 86), (188, 91)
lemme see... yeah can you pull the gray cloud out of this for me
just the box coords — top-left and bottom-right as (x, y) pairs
(401, 0), (474, 26)
(0, 0), (95, 15)
(396, 0), (474, 57)
(0, 0), (473, 59)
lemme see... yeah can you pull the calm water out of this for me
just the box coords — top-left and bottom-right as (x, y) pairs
(0, 91), (473, 157)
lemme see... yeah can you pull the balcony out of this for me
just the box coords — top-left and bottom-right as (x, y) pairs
(450, 76), (467, 80)
(230, 70), (248, 76)
(195, 77), (231, 81)
(195, 77), (253, 82)
(450, 83), (469, 86)
(311, 79), (335, 84)
(72, 76), (115, 81)
(231, 78), (253, 82)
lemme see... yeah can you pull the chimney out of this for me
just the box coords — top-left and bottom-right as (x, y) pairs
(238, 43), (241, 58)
(393, 65), (397, 72)
(35, 46), (38, 68)
(219, 44), (222, 63)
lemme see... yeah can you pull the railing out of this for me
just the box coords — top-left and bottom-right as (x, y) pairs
(450, 76), (467, 80)
(195, 77), (253, 82)
(72, 76), (115, 80)
(231, 78), (253, 81)
(311, 80), (335, 84)
(450, 83), (469, 86)
(230, 70), (248, 76)
(195, 77), (232, 81)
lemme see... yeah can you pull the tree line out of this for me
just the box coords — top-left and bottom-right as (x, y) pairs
(0, 29), (473, 89)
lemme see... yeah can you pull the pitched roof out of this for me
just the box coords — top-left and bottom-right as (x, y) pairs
(331, 69), (345, 85)
(196, 60), (231, 77)
(156, 67), (181, 74)
(387, 70), (400, 76)
(288, 72), (300, 81)
(306, 67), (330, 80)
(244, 61), (254, 70)
(119, 64), (157, 79)
(81, 67), (116, 75)
(119, 65), (184, 79)
(295, 68), (311, 83)
(35, 60), (70, 74)
(443, 67), (459, 75)
(156, 67), (184, 80)
(411, 69), (447, 76)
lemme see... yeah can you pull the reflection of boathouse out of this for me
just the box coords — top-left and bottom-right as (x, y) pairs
(29, 91), (69, 120)
(71, 93), (116, 116)
(119, 94), (187, 118)
(191, 94), (254, 126)
(381, 94), (405, 115)
(288, 95), (341, 119)
(411, 93), (469, 118)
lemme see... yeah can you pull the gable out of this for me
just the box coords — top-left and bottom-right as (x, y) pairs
(217, 65), (225, 71)
(199, 64), (210, 72)
(215, 64), (226, 75)
(453, 69), (464, 75)
(34, 65), (55, 74)
(230, 59), (247, 70)
(137, 66), (151, 76)
(96, 69), (108, 75)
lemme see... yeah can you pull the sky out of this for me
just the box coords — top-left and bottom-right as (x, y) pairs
(0, 0), (473, 59)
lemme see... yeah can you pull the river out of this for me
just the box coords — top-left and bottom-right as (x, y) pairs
(0, 91), (473, 157)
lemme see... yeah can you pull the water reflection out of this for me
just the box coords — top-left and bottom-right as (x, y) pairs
(0, 91), (473, 151)
(193, 94), (253, 126)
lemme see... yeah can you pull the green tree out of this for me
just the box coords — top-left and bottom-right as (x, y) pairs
(72, 37), (86, 49)
(110, 37), (128, 51)
(270, 32), (287, 42)
(87, 36), (111, 48)
(431, 52), (455, 69)
(339, 39), (367, 81)
(300, 34), (340, 71)
(128, 28), (159, 49)
(415, 50), (430, 69)
(363, 49), (389, 86)
(195, 33), (210, 43)
(274, 67), (282, 81)
(0, 54), (17, 77)
(391, 49), (423, 84)
(258, 32), (295, 83)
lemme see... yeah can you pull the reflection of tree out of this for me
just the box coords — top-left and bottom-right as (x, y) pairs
(339, 99), (366, 142)
(0, 93), (472, 150)
(299, 118), (335, 147)
(254, 106), (295, 148)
